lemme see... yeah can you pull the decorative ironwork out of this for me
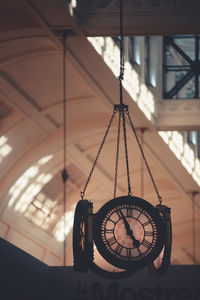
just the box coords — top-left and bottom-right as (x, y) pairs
(163, 35), (200, 99)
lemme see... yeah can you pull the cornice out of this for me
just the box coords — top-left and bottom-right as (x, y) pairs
(73, 0), (200, 35)
(75, 0), (199, 14)
(157, 100), (200, 114)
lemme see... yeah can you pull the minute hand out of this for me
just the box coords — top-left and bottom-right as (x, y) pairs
(119, 210), (140, 247)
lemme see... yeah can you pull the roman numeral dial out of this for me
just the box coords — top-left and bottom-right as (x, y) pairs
(94, 196), (165, 271)
(141, 239), (151, 249)
(107, 236), (117, 246)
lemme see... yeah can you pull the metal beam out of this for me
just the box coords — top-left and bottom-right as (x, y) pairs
(73, 0), (200, 36)
(15, 0), (200, 37)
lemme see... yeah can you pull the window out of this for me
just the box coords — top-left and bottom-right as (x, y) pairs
(187, 131), (197, 146)
(145, 37), (157, 87)
(128, 37), (141, 66)
(198, 132), (200, 158)
(163, 35), (200, 99)
(145, 37), (150, 85)
(112, 37), (120, 48)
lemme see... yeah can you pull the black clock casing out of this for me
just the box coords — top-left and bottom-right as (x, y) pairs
(149, 204), (172, 276)
(73, 200), (93, 273)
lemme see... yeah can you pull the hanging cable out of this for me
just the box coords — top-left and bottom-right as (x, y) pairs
(122, 108), (132, 195)
(114, 109), (122, 199)
(140, 129), (145, 199)
(62, 32), (68, 266)
(118, 0), (124, 104)
(80, 109), (117, 200)
(118, 0), (132, 195)
(192, 192), (197, 264)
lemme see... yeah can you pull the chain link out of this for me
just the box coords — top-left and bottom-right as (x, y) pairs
(80, 109), (117, 200)
(122, 107), (132, 196)
(140, 130), (144, 199)
(113, 109), (122, 199)
(118, 0), (124, 82)
(125, 109), (162, 204)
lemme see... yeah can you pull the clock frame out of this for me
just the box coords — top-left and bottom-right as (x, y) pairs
(73, 200), (93, 273)
(149, 204), (172, 276)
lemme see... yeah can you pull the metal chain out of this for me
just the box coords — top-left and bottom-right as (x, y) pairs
(80, 109), (117, 200)
(62, 32), (67, 267)
(125, 109), (162, 204)
(118, 0), (124, 82)
(117, 0), (132, 196)
(122, 107), (132, 196)
(113, 109), (122, 199)
(141, 129), (144, 199)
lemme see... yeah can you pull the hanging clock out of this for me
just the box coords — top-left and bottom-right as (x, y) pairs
(93, 195), (165, 271)
(149, 204), (172, 276)
(73, 200), (93, 273)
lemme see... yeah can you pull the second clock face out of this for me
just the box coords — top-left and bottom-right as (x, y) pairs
(94, 196), (164, 270)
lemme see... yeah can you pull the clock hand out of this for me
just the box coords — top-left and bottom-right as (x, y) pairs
(119, 210), (140, 247)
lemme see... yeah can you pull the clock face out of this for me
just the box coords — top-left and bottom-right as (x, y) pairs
(94, 196), (165, 270)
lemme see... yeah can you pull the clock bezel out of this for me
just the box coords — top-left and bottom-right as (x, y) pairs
(93, 195), (165, 271)
(149, 204), (172, 276)
(73, 200), (93, 273)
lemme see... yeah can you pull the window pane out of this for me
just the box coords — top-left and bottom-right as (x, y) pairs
(165, 45), (190, 67)
(187, 131), (197, 145)
(163, 35), (200, 99)
(199, 38), (200, 59)
(174, 76), (195, 99)
(174, 36), (195, 60)
(149, 37), (157, 87)
(198, 132), (200, 158)
(165, 71), (188, 94)
(129, 37), (141, 65)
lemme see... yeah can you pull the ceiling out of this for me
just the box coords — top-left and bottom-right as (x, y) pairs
(0, 0), (199, 270)
(73, 0), (200, 36)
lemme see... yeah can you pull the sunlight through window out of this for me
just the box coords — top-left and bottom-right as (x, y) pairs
(54, 204), (76, 242)
(8, 155), (53, 209)
(159, 131), (200, 186)
(88, 37), (155, 121)
(0, 136), (12, 163)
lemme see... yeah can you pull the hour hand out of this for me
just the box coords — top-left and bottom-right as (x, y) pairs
(119, 210), (140, 247)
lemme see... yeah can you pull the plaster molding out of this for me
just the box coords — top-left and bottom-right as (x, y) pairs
(157, 100), (200, 115)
